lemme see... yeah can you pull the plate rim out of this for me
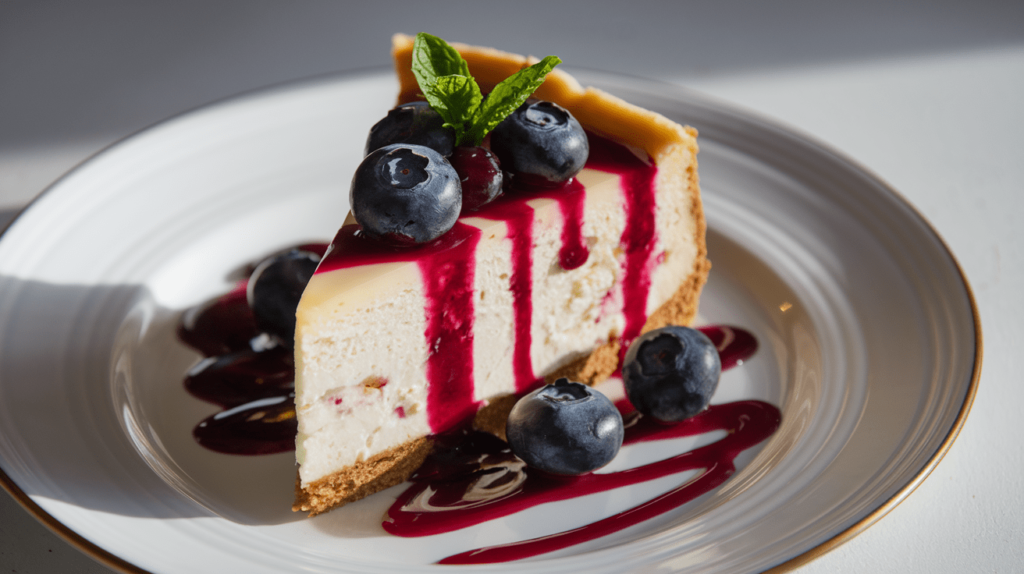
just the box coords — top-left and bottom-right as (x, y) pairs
(762, 249), (981, 573)
(570, 68), (985, 571)
(0, 67), (983, 574)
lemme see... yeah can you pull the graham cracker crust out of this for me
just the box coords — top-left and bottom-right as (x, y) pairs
(293, 436), (433, 517)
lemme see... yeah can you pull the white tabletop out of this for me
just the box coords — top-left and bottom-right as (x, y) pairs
(1, 2), (1021, 572)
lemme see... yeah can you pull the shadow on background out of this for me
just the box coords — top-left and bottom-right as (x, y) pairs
(2, 0), (1022, 150)
(0, 273), (207, 520)
(0, 266), (308, 524)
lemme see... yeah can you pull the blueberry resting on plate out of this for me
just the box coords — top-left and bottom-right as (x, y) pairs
(490, 100), (589, 187)
(506, 378), (623, 475)
(365, 101), (456, 157)
(350, 144), (461, 246)
(448, 146), (503, 212)
(246, 249), (320, 347)
(622, 326), (721, 423)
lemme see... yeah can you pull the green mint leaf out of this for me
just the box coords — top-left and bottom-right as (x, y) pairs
(424, 74), (482, 143)
(411, 33), (482, 145)
(410, 34), (562, 147)
(411, 32), (472, 95)
(464, 55), (562, 146)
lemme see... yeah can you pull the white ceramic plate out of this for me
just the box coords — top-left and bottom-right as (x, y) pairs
(0, 70), (980, 573)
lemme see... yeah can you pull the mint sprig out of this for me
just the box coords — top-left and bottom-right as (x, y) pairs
(411, 33), (562, 147)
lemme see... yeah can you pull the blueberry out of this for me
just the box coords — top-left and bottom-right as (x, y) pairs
(506, 378), (623, 475)
(365, 101), (455, 157)
(490, 100), (589, 187)
(448, 146), (503, 212)
(350, 144), (462, 246)
(622, 326), (722, 423)
(246, 249), (320, 348)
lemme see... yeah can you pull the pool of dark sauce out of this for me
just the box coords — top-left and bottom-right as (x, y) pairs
(177, 243), (326, 455)
(175, 132), (780, 562)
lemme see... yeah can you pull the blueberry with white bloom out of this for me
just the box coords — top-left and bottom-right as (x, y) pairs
(506, 378), (623, 475)
(350, 144), (461, 246)
(490, 100), (588, 187)
(622, 326), (721, 423)
(365, 101), (455, 157)
(246, 249), (320, 347)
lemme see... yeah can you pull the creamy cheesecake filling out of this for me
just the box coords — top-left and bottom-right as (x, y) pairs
(293, 36), (707, 506)
(295, 133), (700, 487)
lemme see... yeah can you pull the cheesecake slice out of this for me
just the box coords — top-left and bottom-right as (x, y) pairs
(292, 34), (710, 516)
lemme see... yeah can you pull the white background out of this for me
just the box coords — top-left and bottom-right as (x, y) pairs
(1, 1), (1021, 572)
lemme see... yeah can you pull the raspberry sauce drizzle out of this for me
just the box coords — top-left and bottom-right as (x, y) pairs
(586, 134), (660, 361)
(418, 224), (483, 430)
(467, 177), (590, 391)
(315, 223), (485, 432)
(458, 132), (648, 392)
(472, 198), (538, 392)
(383, 325), (774, 565)
(551, 178), (589, 271)
(699, 324), (759, 370)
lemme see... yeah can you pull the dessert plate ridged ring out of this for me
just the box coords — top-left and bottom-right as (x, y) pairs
(0, 69), (980, 573)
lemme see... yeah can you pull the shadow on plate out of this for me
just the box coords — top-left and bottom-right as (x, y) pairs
(0, 276), (205, 520)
